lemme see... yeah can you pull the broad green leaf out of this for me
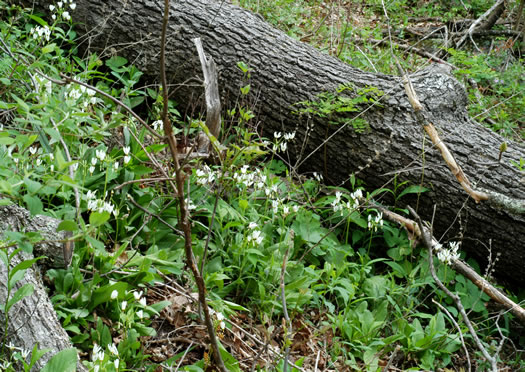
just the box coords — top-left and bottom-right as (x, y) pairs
(41, 43), (56, 54)
(91, 281), (128, 309)
(6, 283), (34, 313)
(398, 185), (429, 199)
(57, 220), (79, 232)
(89, 211), (110, 226)
(0, 198), (12, 206)
(8, 256), (41, 290)
(24, 177), (42, 194)
(40, 348), (77, 372)
(23, 194), (44, 215)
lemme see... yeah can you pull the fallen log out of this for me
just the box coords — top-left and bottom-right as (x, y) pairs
(27, 0), (525, 287)
(0, 205), (86, 371)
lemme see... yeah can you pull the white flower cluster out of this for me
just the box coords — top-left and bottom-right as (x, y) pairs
(92, 342), (120, 372)
(209, 308), (226, 330)
(30, 25), (51, 41)
(271, 131), (296, 152)
(195, 164), (216, 186)
(2, 342), (30, 369)
(247, 221), (263, 245)
(434, 241), (460, 265)
(66, 83), (97, 107)
(152, 119), (163, 132)
(233, 165), (267, 189)
(367, 211), (383, 232)
(85, 190), (118, 216)
(331, 189), (363, 213)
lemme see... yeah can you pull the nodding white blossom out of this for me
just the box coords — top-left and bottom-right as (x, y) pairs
(29, 146), (37, 155)
(110, 290), (118, 299)
(247, 229), (263, 245)
(136, 310), (144, 319)
(108, 343), (118, 356)
(123, 146), (130, 155)
(133, 291), (142, 301)
(30, 25), (51, 41)
(95, 149), (106, 162)
(272, 199), (280, 214)
(114, 359), (119, 369)
(313, 172), (323, 182)
(435, 241), (460, 265)
(273, 132), (282, 139)
(62, 11), (71, 20)
(113, 162), (119, 171)
(195, 165), (215, 186)
(283, 131), (296, 141)
(152, 120), (163, 131)
(292, 205), (299, 213)
(57, 1), (63, 8)
(49, 4), (55, 10)
(367, 212), (384, 232)
(70, 3), (77, 10)
(121, 301), (127, 311)
(248, 222), (258, 230)
(139, 297), (147, 307)
(92, 344), (104, 362)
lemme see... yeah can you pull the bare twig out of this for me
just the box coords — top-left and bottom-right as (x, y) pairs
(159, 1), (226, 371)
(408, 206), (497, 371)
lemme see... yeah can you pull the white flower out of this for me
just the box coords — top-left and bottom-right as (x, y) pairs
(113, 162), (119, 171)
(284, 131), (296, 141)
(36, 158), (42, 166)
(108, 343), (118, 356)
(57, 1), (63, 8)
(273, 132), (282, 139)
(92, 344), (102, 361)
(44, 80), (52, 95)
(89, 165), (95, 174)
(136, 310), (144, 319)
(94, 366), (100, 372)
(62, 11), (71, 21)
(283, 205), (289, 215)
(248, 222), (258, 229)
(52, 14), (56, 20)
(133, 291), (142, 300)
(121, 301), (127, 310)
(111, 290), (118, 299)
(139, 297), (147, 306)
(272, 199), (279, 214)
(29, 146), (37, 155)
(292, 205), (299, 213)
(49, 4), (55, 10)
(152, 120), (163, 131)
(123, 155), (131, 164)
(95, 149), (106, 161)
(70, 3), (76, 10)
(279, 142), (287, 152)
(114, 359), (119, 369)
(20, 348), (30, 359)
(123, 146), (130, 155)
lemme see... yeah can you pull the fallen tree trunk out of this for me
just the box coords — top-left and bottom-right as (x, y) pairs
(0, 205), (86, 371)
(30, 0), (525, 286)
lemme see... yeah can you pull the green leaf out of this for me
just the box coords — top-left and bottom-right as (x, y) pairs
(91, 282), (128, 309)
(24, 177), (42, 194)
(6, 283), (34, 313)
(11, 93), (30, 113)
(23, 194), (43, 215)
(0, 180), (13, 195)
(398, 185), (429, 199)
(89, 211), (110, 226)
(41, 43), (56, 54)
(8, 257), (41, 290)
(106, 56), (128, 71)
(0, 198), (12, 206)
(0, 132), (14, 145)
(57, 220), (79, 232)
(40, 348), (78, 372)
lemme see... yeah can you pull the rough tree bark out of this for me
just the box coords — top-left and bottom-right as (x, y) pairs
(28, 0), (525, 286)
(0, 205), (86, 371)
